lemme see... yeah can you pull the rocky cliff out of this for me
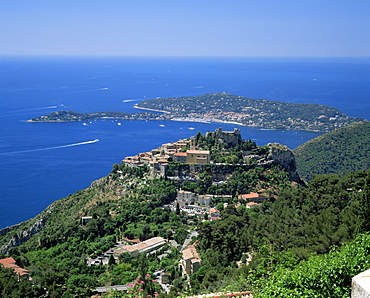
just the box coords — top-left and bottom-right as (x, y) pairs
(265, 143), (303, 184)
(0, 214), (47, 254)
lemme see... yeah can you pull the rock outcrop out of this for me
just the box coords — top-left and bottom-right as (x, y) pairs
(205, 128), (242, 146)
(266, 143), (303, 184)
(89, 176), (108, 189)
(0, 217), (46, 254)
(0, 223), (22, 237)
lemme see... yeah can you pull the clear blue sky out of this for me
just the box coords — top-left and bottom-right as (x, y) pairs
(1, 0), (369, 57)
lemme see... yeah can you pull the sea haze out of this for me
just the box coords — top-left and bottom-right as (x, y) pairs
(0, 56), (369, 228)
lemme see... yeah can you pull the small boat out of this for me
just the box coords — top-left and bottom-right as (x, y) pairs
(159, 124), (165, 127)
(117, 123), (122, 125)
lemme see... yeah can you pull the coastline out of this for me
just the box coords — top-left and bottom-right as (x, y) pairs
(26, 116), (330, 132)
(26, 119), (73, 123)
(26, 104), (366, 132)
(131, 105), (343, 132)
(133, 105), (247, 126)
(133, 105), (172, 114)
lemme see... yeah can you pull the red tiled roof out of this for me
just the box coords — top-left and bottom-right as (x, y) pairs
(239, 192), (260, 200)
(0, 257), (16, 266)
(0, 257), (29, 277)
(174, 152), (187, 156)
(209, 208), (220, 214)
(13, 267), (29, 276)
(182, 244), (201, 262)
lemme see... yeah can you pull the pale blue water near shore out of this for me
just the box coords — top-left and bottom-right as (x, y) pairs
(0, 56), (369, 229)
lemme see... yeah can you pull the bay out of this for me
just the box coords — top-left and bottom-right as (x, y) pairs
(0, 56), (369, 228)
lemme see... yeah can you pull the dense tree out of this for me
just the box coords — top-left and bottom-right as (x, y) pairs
(0, 266), (39, 297)
(1, 127), (368, 297)
(294, 121), (370, 181)
(359, 170), (370, 232)
(255, 233), (370, 298)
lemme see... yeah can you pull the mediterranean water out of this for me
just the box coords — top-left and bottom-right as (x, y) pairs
(1, 56), (369, 229)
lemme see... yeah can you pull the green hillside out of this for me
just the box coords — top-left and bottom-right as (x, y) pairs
(294, 121), (370, 181)
(1, 130), (370, 297)
(0, 131), (298, 297)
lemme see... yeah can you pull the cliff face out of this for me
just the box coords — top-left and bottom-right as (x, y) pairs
(0, 217), (46, 254)
(0, 223), (22, 237)
(266, 143), (303, 184)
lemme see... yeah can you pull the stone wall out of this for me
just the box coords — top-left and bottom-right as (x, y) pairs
(204, 128), (242, 146)
(352, 269), (370, 297)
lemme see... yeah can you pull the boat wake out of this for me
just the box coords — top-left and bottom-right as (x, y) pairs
(122, 99), (139, 103)
(0, 105), (58, 117)
(0, 139), (99, 155)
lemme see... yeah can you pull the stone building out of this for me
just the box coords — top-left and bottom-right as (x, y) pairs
(177, 190), (195, 207)
(81, 216), (93, 225)
(114, 237), (166, 258)
(186, 149), (210, 164)
(180, 245), (202, 275)
(209, 208), (221, 220)
(173, 152), (187, 163)
(246, 202), (260, 208)
(198, 194), (213, 206)
(238, 192), (266, 203)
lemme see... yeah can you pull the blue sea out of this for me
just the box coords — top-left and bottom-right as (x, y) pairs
(0, 56), (369, 229)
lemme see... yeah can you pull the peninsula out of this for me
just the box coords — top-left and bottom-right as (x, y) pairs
(27, 110), (168, 122)
(28, 93), (365, 132)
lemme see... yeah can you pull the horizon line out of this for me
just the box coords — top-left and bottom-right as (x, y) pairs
(1, 54), (369, 59)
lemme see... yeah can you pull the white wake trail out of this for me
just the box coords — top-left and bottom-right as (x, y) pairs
(0, 139), (99, 155)
(0, 106), (58, 117)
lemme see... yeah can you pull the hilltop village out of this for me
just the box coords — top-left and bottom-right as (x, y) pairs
(87, 128), (269, 289)
(121, 128), (267, 218)
(1, 125), (369, 297)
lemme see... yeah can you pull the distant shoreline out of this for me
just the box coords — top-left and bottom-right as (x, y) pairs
(27, 112), (355, 133)
(134, 105), (247, 126)
(27, 92), (366, 133)
(133, 105), (171, 114)
(132, 93), (366, 133)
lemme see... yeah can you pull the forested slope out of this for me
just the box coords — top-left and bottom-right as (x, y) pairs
(294, 121), (370, 181)
(0, 130), (369, 297)
(190, 170), (370, 295)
